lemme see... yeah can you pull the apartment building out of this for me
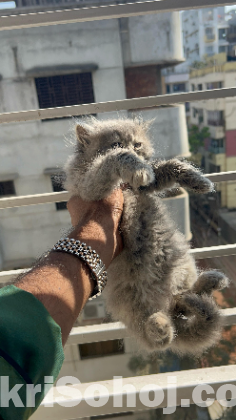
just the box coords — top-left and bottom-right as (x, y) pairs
(189, 53), (236, 208)
(0, 0), (191, 394)
(188, 53), (236, 245)
(163, 7), (229, 96)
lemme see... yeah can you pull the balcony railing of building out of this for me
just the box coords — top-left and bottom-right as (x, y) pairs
(207, 119), (225, 126)
(209, 146), (225, 154)
(1, 0), (236, 418)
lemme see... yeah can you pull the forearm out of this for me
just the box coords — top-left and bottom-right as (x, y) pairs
(16, 190), (123, 346)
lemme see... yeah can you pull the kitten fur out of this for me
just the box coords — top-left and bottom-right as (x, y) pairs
(65, 117), (229, 356)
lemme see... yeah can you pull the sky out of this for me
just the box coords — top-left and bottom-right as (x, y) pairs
(0, 2), (15, 9)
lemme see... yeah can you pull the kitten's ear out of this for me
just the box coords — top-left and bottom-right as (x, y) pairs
(75, 124), (90, 146)
(141, 119), (155, 132)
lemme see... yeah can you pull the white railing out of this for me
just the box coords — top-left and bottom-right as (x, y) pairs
(0, 172), (236, 209)
(1, 0), (236, 30)
(67, 307), (236, 345)
(30, 364), (236, 419)
(0, 241), (235, 286)
(1, 88), (236, 124)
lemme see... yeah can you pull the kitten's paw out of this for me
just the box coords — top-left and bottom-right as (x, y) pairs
(192, 271), (229, 295)
(180, 171), (214, 194)
(122, 165), (154, 190)
(144, 312), (174, 350)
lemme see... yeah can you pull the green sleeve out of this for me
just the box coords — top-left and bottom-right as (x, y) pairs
(0, 285), (64, 420)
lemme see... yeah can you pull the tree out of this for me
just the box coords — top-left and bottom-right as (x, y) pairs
(188, 125), (210, 154)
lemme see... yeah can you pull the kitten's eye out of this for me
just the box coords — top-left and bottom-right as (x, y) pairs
(111, 142), (123, 149)
(134, 143), (142, 150)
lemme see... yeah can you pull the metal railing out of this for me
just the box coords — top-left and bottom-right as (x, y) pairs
(1, 0), (236, 30)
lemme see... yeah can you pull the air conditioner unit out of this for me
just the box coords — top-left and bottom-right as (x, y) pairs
(83, 299), (106, 320)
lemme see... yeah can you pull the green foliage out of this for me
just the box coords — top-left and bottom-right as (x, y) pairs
(201, 327), (236, 367)
(188, 125), (210, 154)
(191, 60), (207, 69)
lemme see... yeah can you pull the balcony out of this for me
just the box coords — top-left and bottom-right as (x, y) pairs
(209, 146), (225, 154)
(208, 125), (225, 139)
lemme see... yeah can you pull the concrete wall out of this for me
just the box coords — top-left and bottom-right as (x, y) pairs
(59, 337), (137, 384)
(121, 12), (183, 67)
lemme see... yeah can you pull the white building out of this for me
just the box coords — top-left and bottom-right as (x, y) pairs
(0, 0), (191, 399)
(182, 7), (229, 62)
(163, 6), (229, 96)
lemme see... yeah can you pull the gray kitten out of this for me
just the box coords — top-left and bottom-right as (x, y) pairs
(65, 117), (228, 355)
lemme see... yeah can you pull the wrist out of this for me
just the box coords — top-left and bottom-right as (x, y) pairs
(68, 220), (116, 268)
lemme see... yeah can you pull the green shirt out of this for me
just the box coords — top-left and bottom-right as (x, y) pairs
(0, 285), (64, 420)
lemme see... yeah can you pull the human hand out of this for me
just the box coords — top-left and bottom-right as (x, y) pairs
(67, 189), (124, 267)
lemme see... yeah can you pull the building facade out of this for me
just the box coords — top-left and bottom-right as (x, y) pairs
(163, 6), (229, 96)
(189, 53), (236, 211)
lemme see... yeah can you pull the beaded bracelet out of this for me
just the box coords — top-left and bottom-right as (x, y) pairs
(52, 237), (107, 300)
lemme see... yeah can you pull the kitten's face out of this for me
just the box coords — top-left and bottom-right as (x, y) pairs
(75, 118), (154, 162)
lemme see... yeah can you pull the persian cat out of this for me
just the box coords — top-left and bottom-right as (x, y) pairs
(65, 117), (228, 355)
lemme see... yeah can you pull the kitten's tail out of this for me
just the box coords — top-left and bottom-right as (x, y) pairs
(171, 293), (222, 356)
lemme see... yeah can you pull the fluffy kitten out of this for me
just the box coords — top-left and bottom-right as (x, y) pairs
(65, 117), (228, 355)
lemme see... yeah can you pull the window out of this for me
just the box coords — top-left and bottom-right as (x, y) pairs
(173, 83), (186, 92)
(206, 81), (223, 90)
(185, 102), (190, 112)
(166, 84), (171, 94)
(219, 46), (227, 53)
(191, 84), (195, 91)
(219, 28), (227, 41)
(192, 107), (198, 118)
(35, 72), (94, 109)
(0, 181), (15, 197)
(209, 163), (221, 173)
(51, 174), (67, 211)
(210, 138), (225, 153)
(197, 84), (203, 90)
(202, 8), (214, 22)
(79, 339), (125, 359)
(205, 27), (215, 41)
(205, 46), (214, 56)
(198, 109), (204, 124)
(207, 110), (224, 125)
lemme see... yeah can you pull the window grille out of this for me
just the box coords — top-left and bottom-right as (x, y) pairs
(206, 81), (223, 90)
(79, 339), (124, 359)
(35, 72), (94, 109)
(51, 175), (67, 211)
(0, 181), (15, 197)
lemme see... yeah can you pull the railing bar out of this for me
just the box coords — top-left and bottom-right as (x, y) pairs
(67, 322), (129, 345)
(0, 191), (70, 209)
(1, 0), (236, 31)
(205, 171), (236, 182)
(0, 172), (236, 210)
(31, 365), (236, 419)
(66, 309), (236, 344)
(1, 244), (236, 281)
(190, 244), (236, 259)
(1, 88), (236, 124)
